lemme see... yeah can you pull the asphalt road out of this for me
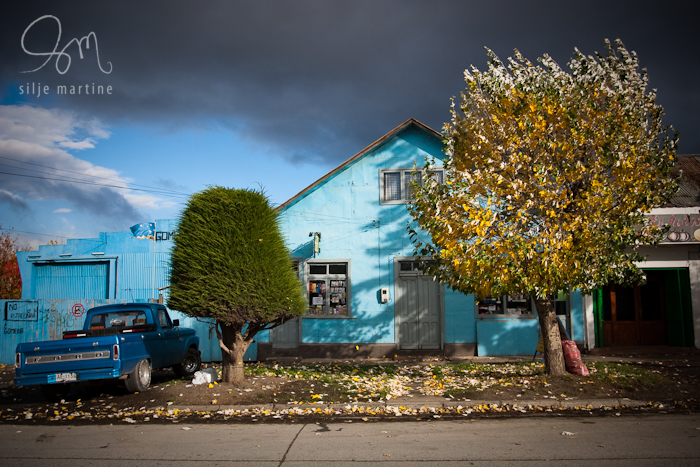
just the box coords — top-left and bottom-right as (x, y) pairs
(1, 415), (699, 466)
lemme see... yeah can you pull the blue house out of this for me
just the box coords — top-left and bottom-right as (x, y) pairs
(260, 118), (583, 359)
(5, 118), (586, 364)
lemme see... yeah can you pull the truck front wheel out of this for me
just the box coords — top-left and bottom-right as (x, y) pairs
(125, 359), (151, 393)
(173, 348), (201, 378)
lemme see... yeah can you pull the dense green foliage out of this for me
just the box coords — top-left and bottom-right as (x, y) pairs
(168, 187), (305, 327)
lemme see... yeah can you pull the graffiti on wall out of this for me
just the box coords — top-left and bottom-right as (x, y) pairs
(155, 231), (176, 241)
(40, 301), (86, 340)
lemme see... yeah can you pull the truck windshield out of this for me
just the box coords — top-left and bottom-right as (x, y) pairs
(90, 311), (148, 329)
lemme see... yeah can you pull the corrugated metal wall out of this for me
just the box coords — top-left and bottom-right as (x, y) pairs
(118, 253), (171, 301)
(0, 299), (257, 365)
(33, 262), (109, 299)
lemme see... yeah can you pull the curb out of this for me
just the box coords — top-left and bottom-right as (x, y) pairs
(170, 398), (647, 414)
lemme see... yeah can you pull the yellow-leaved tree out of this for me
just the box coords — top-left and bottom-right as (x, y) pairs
(409, 40), (678, 375)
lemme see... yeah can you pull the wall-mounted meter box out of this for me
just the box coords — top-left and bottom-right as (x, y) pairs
(380, 287), (389, 303)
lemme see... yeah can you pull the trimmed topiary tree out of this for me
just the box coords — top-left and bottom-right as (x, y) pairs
(168, 187), (306, 384)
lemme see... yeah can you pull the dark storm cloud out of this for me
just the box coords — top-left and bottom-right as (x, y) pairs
(0, 189), (30, 212)
(2, 0), (699, 165)
(0, 104), (146, 222)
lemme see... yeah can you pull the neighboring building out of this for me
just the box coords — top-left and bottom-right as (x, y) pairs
(584, 155), (700, 350)
(16, 219), (178, 303)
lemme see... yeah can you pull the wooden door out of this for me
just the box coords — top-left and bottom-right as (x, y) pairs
(602, 271), (667, 346)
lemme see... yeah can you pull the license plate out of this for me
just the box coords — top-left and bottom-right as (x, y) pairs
(55, 373), (77, 382)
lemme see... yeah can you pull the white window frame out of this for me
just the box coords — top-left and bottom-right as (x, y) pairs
(379, 167), (444, 205)
(304, 259), (351, 318)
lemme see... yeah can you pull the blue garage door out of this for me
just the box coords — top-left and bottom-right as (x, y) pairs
(33, 262), (109, 299)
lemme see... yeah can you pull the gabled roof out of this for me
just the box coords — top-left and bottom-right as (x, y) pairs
(668, 155), (700, 207)
(277, 118), (442, 211)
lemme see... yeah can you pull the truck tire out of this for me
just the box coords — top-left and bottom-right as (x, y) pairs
(40, 383), (71, 402)
(173, 348), (201, 378)
(125, 358), (151, 393)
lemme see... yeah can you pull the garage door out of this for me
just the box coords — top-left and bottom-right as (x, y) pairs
(33, 262), (109, 299)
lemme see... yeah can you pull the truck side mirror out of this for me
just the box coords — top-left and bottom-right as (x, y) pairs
(172, 319), (180, 327)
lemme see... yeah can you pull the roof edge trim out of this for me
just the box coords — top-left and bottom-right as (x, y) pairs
(276, 118), (442, 211)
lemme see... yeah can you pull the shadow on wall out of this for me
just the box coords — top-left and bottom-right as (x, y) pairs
(291, 240), (315, 260)
(476, 317), (540, 356)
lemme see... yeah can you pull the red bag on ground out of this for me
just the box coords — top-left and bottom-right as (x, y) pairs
(561, 340), (589, 376)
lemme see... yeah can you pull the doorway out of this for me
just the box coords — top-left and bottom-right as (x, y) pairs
(597, 268), (694, 347)
(394, 259), (441, 350)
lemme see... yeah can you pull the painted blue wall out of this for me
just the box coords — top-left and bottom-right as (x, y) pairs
(476, 317), (540, 356)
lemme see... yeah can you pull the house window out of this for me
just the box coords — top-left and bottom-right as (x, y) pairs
(379, 167), (444, 204)
(477, 294), (534, 317)
(306, 260), (350, 317)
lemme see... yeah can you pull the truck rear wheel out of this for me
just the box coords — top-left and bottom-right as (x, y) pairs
(173, 348), (201, 378)
(125, 358), (151, 393)
(40, 383), (71, 402)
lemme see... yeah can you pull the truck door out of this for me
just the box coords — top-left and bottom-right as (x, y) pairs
(158, 308), (182, 367)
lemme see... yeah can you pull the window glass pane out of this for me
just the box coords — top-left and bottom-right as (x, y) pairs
(309, 265), (326, 275)
(507, 294), (532, 315)
(309, 280), (326, 314)
(433, 170), (444, 184)
(615, 286), (636, 321)
(400, 262), (412, 271)
(430, 170), (443, 184)
(641, 279), (663, 321)
(93, 311), (147, 328)
(554, 301), (567, 315)
(329, 264), (346, 275)
(384, 172), (401, 201)
(329, 279), (347, 315)
(404, 170), (422, 198)
(478, 296), (503, 314)
(158, 309), (172, 328)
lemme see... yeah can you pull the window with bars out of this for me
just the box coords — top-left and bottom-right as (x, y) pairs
(379, 167), (444, 204)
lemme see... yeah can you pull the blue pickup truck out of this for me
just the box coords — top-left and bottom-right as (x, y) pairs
(14, 303), (201, 400)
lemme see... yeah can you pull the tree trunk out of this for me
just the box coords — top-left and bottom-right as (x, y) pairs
(218, 322), (251, 385)
(534, 297), (566, 376)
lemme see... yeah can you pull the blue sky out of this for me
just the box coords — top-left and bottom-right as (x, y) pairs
(1, 1), (699, 248)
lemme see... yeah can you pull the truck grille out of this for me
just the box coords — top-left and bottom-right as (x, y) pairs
(25, 351), (110, 365)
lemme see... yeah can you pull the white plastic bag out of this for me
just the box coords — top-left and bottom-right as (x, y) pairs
(192, 368), (219, 384)
(191, 371), (207, 385)
(202, 368), (218, 382)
